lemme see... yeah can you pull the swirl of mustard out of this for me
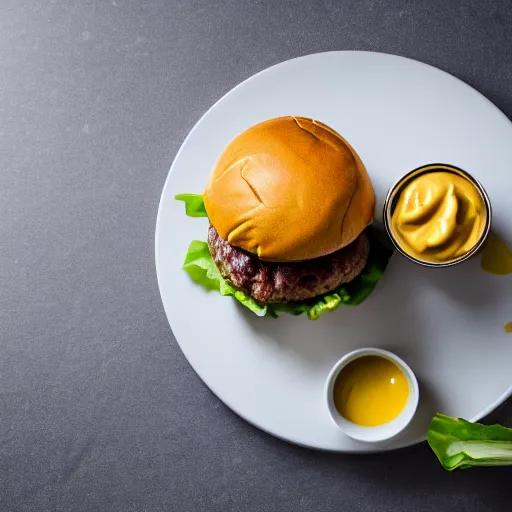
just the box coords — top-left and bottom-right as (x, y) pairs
(391, 172), (486, 263)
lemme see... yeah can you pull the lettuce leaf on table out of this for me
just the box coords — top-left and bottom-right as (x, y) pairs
(427, 413), (512, 471)
(176, 193), (393, 320)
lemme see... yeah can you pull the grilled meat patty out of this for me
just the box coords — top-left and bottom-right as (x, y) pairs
(207, 224), (370, 303)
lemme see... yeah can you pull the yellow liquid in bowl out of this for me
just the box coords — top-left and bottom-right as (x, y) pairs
(333, 356), (409, 427)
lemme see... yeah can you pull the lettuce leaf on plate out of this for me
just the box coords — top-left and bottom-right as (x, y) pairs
(268, 238), (392, 319)
(183, 240), (269, 317)
(175, 193), (208, 217)
(177, 193), (393, 320)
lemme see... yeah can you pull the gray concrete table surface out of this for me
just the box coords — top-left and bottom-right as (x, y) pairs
(1, 1), (512, 511)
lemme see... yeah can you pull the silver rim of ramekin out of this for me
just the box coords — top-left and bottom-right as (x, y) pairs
(383, 163), (492, 268)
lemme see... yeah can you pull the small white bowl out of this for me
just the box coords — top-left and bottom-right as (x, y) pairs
(325, 348), (419, 443)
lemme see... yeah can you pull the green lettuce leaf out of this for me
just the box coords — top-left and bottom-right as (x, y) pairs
(177, 193), (393, 320)
(175, 193), (208, 217)
(267, 230), (391, 319)
(427, 413), (512, 471)
(183, 240), (268, 316)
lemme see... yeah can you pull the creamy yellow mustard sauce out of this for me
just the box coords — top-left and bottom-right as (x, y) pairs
(391, 172), (486, 263)
(333, 356), (409, 427)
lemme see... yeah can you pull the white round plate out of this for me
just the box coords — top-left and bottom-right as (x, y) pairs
(156, 51), (512, 452)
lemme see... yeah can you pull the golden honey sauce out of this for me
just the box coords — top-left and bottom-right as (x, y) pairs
(391, 172), (486, 263)
(333, 356), (409, 426)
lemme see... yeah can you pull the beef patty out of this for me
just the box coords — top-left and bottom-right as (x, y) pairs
(207, 224), (370, 303)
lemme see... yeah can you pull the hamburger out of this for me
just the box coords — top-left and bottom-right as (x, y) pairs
(176, 116), (391, 320)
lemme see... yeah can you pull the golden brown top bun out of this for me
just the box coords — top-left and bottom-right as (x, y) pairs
(203, 116), (375, 262)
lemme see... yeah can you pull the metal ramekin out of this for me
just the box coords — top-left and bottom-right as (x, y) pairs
(383, 163), (492, 268)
